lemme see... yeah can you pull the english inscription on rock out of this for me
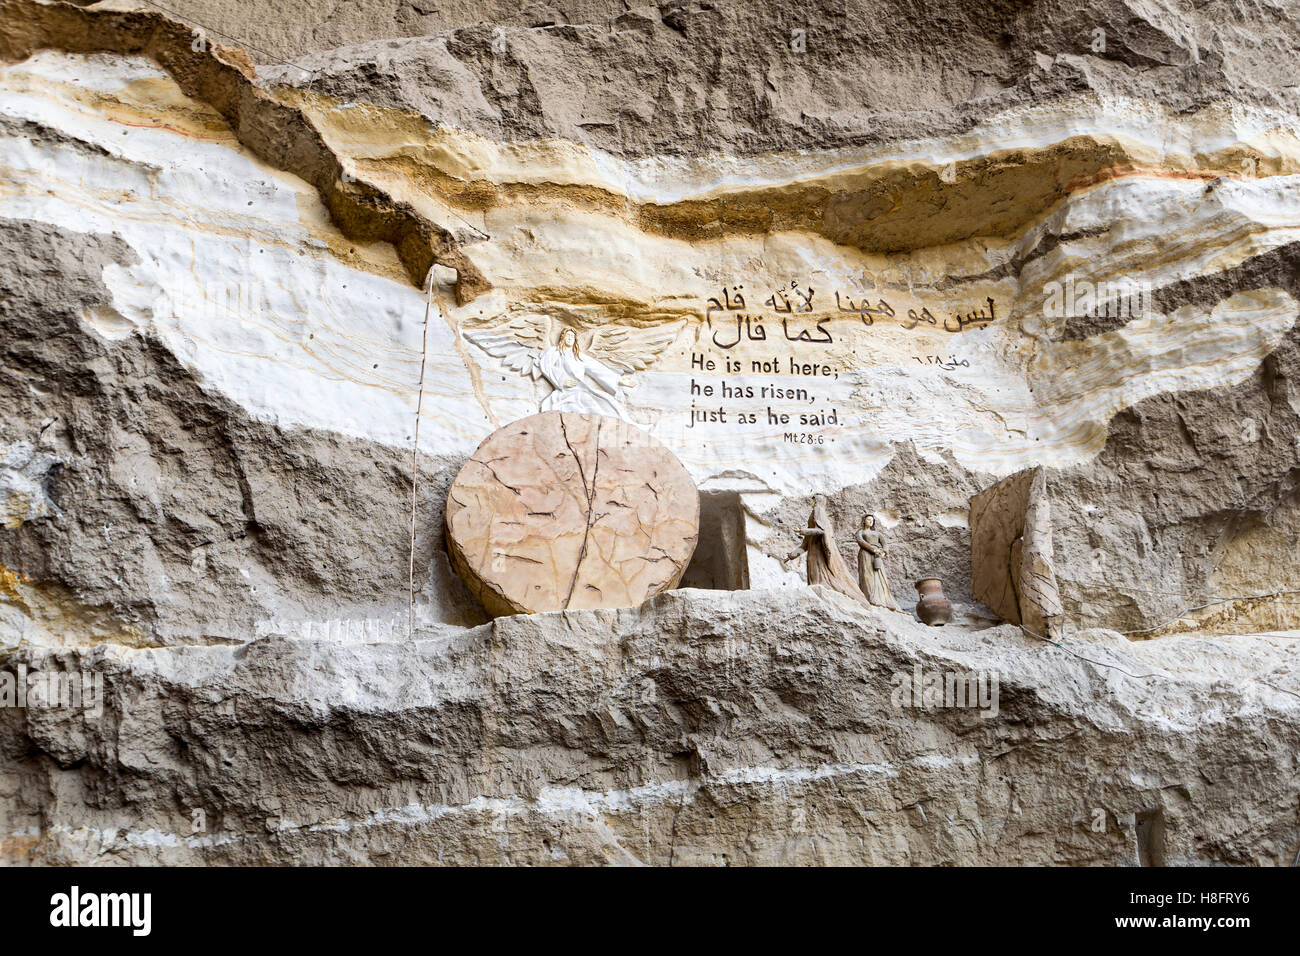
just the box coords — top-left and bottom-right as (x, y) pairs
(683, 281), (989, 446)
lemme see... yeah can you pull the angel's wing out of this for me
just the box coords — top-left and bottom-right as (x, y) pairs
(460, 313), (551, 374)
(585, 320), (685, 373)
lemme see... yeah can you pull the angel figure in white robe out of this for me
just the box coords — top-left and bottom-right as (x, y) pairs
(539, 327), (623, 417)
(461, 315), (682, 422)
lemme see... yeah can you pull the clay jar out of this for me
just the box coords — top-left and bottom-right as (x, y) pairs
(914, 578), (952, 626)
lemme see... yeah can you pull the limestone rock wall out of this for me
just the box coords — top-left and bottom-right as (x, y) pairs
(1, 0), (1298, 864)
(4, 588), (1298, 866)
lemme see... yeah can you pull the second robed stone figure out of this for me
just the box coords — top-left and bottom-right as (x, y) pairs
(855, 514), (900, 610)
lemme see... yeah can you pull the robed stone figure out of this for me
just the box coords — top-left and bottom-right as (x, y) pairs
(855, 514), (900, 610)
(785, 495), (870, 607)
(536, 327), (624, 418)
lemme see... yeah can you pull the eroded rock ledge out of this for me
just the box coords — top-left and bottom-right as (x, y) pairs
(2, 589), (1296, 865)
(0, 0), (490, 301)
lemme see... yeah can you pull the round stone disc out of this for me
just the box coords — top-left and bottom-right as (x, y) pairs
(445, 412), (699, 616)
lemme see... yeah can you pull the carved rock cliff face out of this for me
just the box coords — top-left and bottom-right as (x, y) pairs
(1, 0), (1298, 864)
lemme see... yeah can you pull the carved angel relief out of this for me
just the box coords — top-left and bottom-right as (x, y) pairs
(461, 314), (683, 421)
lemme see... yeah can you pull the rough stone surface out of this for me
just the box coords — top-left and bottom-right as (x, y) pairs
(161, 0), (1300, 161)
(0, 216), (487, 644)
(0, 0), (491, 301)
(445, 412), (698, 615)
(0, 0), (1298, 865)
(971, 467), (1064, 638)
(1, 588), (1297, 865)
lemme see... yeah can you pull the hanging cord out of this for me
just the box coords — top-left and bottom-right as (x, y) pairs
(1017, 624), (1163, 680)
(408, 268), (435, 641)
(134, 0), (323, 78)
(1120, 588), (1300, 636)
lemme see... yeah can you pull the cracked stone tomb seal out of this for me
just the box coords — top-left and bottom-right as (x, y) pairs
(445, 412), (700, 616)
